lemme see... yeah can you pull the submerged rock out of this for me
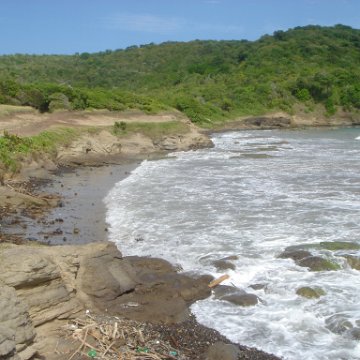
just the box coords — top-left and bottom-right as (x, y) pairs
(349, 327), (360, 340)
(326, 314), (353, 335)
(213, 285), (259, 307)
(212, 259), (236, 271)
(297, 256), (340, 271)
(296, 286), (326, 299)
(278, 249), (312, 261)
(319, 242), (360, 251)
(249, 283), (267, 291)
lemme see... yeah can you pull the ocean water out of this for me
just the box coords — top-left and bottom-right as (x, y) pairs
(105, 127), (360, 360)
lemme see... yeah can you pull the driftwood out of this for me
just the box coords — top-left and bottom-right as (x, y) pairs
(208, 274), (230, 288)
(64, 314), (186, 360)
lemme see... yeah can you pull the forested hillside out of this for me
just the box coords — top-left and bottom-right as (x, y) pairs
(1, 24), (360, 124)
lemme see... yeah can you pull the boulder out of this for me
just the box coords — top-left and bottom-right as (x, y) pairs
(296, 286), (326, 299)
(206, 341), (240, 360)
(213, 285), (259, 307)
(278, 249), (312, 261)
(297, 256), (340, 271)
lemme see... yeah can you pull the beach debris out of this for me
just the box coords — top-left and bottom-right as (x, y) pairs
(208, 274), (230, 288)
(64, 314), (186, 359)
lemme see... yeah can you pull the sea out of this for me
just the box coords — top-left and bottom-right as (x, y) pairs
(104, 127), (360, 360)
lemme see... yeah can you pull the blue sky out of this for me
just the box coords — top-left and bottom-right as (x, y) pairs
(1, 0), (359, 55)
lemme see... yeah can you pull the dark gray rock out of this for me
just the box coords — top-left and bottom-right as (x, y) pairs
(278, 249), (312, 261)
(213, 285), (259, 307)
(249, 283), (267, 290)
(212, 260), (236, 271)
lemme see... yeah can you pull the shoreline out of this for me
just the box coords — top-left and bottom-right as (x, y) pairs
(0, 158), (282, 360)
(3, 113), (359, 359)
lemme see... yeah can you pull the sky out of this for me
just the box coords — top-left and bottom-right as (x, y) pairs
(1, 0), (359, 55)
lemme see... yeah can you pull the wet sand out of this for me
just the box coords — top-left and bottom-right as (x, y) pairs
(2, 162), (138, 245)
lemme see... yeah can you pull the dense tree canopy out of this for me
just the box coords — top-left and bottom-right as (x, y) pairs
(1, 25), (360, 123)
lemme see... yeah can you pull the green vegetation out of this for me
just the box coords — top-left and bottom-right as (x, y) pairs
(0, 25), (360, 123)
(0, 128), (78, 171)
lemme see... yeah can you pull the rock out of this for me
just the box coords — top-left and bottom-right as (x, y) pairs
(222, 293), (259, 307)
(222, 255), (239, 261)
(344, 255), (360, 270)
(249, 283), (267, 290)
(213, 285), (259, 307)
(349, 327), (360, 340)
(92, 254), (213, 323)
(0, 242), (217, 357)
(278, 249), (312, 261)
(319, 241), (360, 251)
(0, 286), (35, 358)
(326, 314), (353, 335)
(213, 285), (245, 298)
(0, 247), (60, 289)
(212, 259), (236, 271)
(297, 256), (340, 271)
(243, 116), (292, 128)
(77, 246), (136, 302)
(0, 324), (16, 359)
(206, 341), (240, 360)
(296, 286), (326, 299)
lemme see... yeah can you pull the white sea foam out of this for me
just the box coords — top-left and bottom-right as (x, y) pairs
(104, 127), (360, 360)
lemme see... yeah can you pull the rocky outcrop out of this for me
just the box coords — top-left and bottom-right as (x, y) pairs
(0, 242), (213, 359)
(213, 285), (259, 307)
(0, 286), (35, 360)
(56, 125), (213, 166)
(242, 116), (292, 128)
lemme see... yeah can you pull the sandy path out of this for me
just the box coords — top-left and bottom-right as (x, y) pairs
(0, 108), (184, 136)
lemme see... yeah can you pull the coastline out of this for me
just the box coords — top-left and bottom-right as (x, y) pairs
(3, 110), (359, 359)
(0, 159), (282, 360)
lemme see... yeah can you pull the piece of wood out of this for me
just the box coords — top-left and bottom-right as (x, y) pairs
(208, 274), (230, 288)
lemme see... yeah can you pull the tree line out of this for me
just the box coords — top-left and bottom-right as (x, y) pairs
(1, 24), (359, 123)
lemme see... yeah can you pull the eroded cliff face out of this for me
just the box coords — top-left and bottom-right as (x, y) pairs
(56, 127), (213, 166)
(0, 242), (212, 360)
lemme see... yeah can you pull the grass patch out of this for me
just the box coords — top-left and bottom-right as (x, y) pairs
(112, 121), (189, 141)
(0, 128), (79, 172)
